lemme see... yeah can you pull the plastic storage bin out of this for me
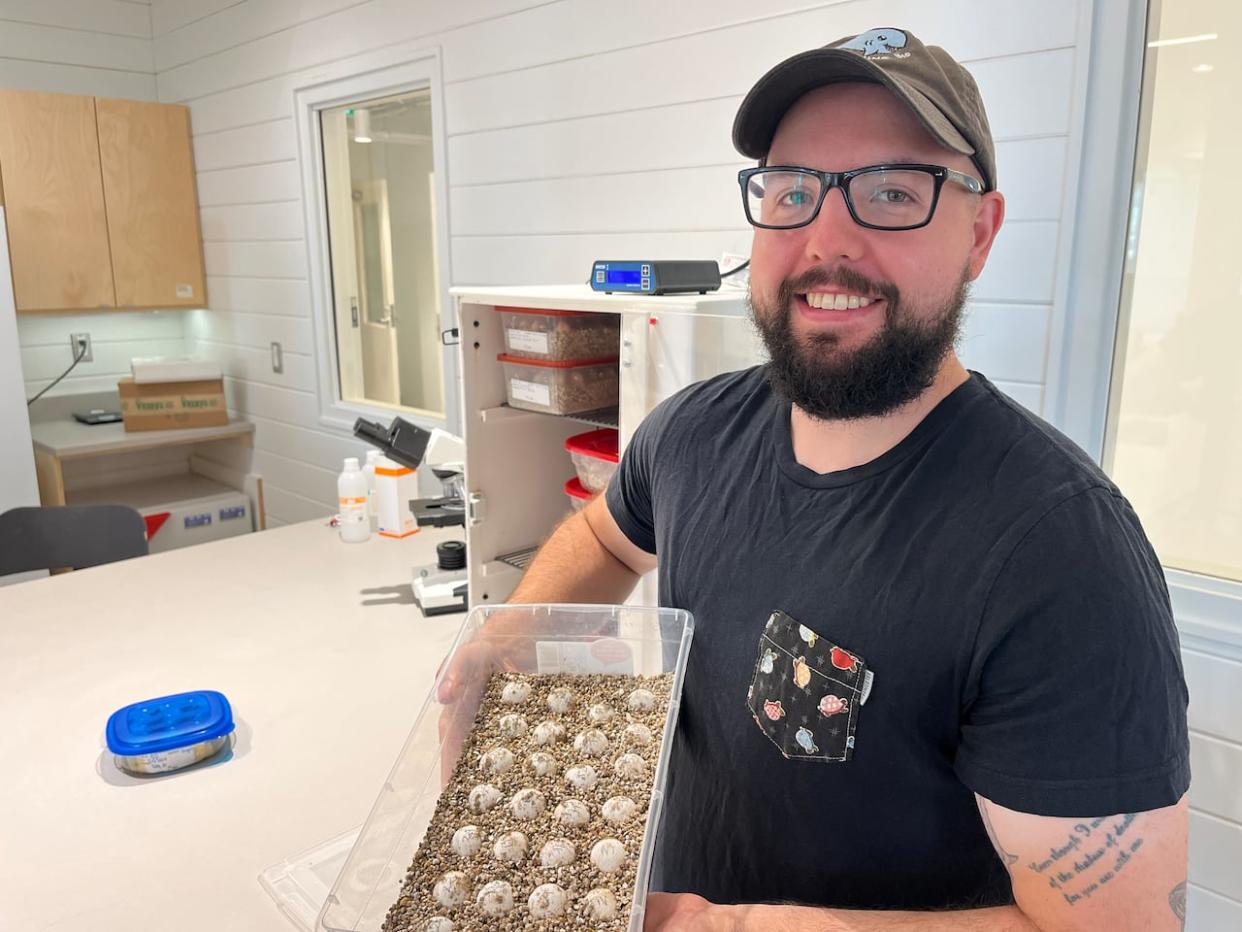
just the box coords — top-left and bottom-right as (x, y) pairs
(565, 428), (620, 493)
(105, 689), (235, 775)
(498, 306), (620, 361)
(564, 476), (593, 512)
(318, 603), (695, 932)
(499, 353), (619, 415)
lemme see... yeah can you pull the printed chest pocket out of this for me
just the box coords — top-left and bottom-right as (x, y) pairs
(746, 610), (875, 762)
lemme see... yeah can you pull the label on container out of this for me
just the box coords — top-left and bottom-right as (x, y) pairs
(176, 283), (194, 299)
(511, 378), (551, 408)
(536, 638), (635, 674)
(339, 498), (367, 526)
(508, 328), (549, 355)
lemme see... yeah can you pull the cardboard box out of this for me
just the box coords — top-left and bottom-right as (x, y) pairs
(375, 458), (419, 538)
(117, 377), (228, 432)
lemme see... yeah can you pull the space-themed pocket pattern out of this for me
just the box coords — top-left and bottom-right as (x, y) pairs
(746, 610), (875, 762)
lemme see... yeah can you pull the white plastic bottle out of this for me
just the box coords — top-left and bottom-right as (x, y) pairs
(363, 449), (381, 532)
(337, 457), (370, 543)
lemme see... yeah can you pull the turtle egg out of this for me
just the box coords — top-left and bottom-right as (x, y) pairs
(433, 871), (470, 908)
(498, 713), (528, 739)
(587, 702), (615, 723)
(590, 838), (626, 873)
(585, 887), (618, 920)
(553, 798), (590, 826)
(501, 680), (531, 704)
(547, 687), (575, 714)
(508, 787), (546, 820)
(531, 720), (566, 746)
(614, 752), (647, 779)
(628, 688), (657, 712)
(527, 751), (557, 777)
(539, 838), (576, 867)
(602, 796), (638, 823)
(565, 764), (598, 790)
(528, 883), (568, 919)
(573, 728), (610, 757)
(467, 784), (502, 814)
(493, 831), (528, 864)
(450, 825), (481, 857)
(476, 880), (514, 916)
(624, 722), (653, 746)
(478, 747), (515, 776)
(425, 918), (454, 932)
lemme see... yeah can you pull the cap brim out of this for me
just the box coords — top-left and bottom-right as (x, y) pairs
(733, 48), (974, 162)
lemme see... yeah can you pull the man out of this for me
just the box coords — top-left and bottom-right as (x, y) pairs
(443, 27), (1190, 931)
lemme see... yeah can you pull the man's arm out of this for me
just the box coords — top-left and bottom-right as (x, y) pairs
(646, 794), (1189, 932)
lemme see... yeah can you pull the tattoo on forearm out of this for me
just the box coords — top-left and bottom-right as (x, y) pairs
(976, 799), (1018, 866)
(1169, 880), (1187, 928)
(1024, 813), (1146, 906)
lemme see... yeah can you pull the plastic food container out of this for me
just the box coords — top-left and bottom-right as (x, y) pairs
(564, 476), (594, 512)
(318, 603), (695, 932)
(497, 306), (620, 361)
(105, 689), (235, 775)
(565, 427), (620, 493)
(498, 353), (618, 415)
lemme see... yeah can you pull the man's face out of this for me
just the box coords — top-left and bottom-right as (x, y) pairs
(748, 83), (1002, 420)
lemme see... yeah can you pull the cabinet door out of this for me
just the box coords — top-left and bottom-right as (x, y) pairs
(0, 91), (115, 312)
(96, 98), (206, 309)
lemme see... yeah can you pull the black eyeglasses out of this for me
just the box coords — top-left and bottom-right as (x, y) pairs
(738, 163), (984, 232)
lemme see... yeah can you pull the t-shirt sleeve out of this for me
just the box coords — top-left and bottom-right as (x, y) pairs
(604, 393), (682, 555)
(955, 486), (1190, 817)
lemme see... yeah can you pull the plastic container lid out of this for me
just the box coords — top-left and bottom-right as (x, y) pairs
(105, 689), (235, 756)
(496, 305), (594, 318)
(496, 352), (619, 369)
(564, 477), (593, 501)
(565, 428), (620, 463)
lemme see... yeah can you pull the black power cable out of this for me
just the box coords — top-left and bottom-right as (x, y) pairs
(27, 343), (88, 407)
(719, 259), (750, 278)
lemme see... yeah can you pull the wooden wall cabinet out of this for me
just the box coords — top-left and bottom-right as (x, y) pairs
(0, 90), (206, 313)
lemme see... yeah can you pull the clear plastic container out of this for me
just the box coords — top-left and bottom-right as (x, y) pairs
(105, 689), (235, 775)
(564, 476), (593, 512)
(498, 306), (620, 361)
(565, 428), (620, 493)
(317, 603), (695, 932)
(499, 353), (619, 415)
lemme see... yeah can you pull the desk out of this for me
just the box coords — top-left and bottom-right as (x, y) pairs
(0, 520), (469, 931)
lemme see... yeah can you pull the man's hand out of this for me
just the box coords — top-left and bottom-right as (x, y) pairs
(644, 893), (732, 932)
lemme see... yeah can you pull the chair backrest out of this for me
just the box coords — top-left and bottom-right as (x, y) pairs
(0, 505), (149, 576)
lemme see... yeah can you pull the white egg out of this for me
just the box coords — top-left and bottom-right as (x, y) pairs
(590, 838), (626, 873)
(476, 880), (514, 916)
(588, 702), (615, 723)
(573, 728), (610, 757)
(584, 887), (618, 920)
(467, 784), (502, 814)
(478, 747), (515, 776)
(565, 764), (598, 790)
(553, 798), (590, 826)
(425, 917), (454, 932)
(450, 825), (481, 858)
(498, 713), (528, 739)
(602, 796), (638, 824)
(539, 838), (576, 867)
(624, 722), (653, 746)
(531, 720), (566, 746)
(528, 883), (568, 919)
(501, 680), (531, 704)
(628, 688), (657, 712)
(493, 831), (528, 864)
(547, 687), (575, 714)
(508, 787), (546, 820)
(527, 751), (557, 777)
(433, 871), (470, 908)
(614, 752), (647, 779)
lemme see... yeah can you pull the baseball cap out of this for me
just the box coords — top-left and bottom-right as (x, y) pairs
(732, 27), (997, 191)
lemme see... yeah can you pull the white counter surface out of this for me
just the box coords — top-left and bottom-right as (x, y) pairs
(0, 520), (468, 931)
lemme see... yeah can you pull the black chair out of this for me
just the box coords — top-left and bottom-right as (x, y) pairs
(0, 505), (149, 576)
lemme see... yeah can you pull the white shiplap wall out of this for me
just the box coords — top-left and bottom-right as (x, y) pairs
(0, 0), (191, 400)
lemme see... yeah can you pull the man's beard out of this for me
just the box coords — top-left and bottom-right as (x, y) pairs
(750, 265), (969, 421)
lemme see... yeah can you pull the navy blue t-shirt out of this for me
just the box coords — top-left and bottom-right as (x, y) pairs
(605, 366), (1189, 910)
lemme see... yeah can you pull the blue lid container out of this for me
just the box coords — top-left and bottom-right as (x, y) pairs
(106, 689), (235, 757)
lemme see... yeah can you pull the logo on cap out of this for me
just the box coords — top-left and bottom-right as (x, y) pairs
(837, 28), (908, 57)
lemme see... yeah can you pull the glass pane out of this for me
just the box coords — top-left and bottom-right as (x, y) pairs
(1106, 0), (1241, 582)
(320, 90), (445, 417)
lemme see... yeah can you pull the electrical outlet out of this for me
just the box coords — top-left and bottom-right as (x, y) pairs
(70, 332), (92, 362)
(270, 341), (283, 373)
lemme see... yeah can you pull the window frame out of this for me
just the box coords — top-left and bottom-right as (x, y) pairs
(1049, 0), (1242, 649)
(293, 44), (460, 437)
